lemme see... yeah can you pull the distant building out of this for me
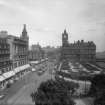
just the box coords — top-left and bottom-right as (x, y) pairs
(61, 30), (96, 62)
(42, 46), (60, 59)
(29, 44), (44, 61)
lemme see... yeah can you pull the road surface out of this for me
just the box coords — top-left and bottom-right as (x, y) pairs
(8, 70), (53, 105)
(0, 61), (55, 105)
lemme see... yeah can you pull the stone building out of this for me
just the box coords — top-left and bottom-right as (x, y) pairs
(0, 37), (12, 74)
(61, 30), (96, 62)
(0, 31), (13, 89)
(0, 25), (30, 89)
(29, 44), (44, 61)
(7, 24), (29, 68)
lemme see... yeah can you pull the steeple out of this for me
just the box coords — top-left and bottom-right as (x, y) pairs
(21, 24), (29, 41)
(64, 29), (67, 34)
(22, 24), (27, 37)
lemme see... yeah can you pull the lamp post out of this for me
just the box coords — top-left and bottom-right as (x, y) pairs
(84, 79), (87, 95)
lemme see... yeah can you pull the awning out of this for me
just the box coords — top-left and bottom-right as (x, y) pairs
(30, 61), (39, 64)
(3, 71), (15, 79)
(14, 64), (30, 73)
(0, 75), (5, 82)
(14, 67), (20, 73)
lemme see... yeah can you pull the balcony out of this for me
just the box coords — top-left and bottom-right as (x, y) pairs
(15, 52), (28, 56)
(0, 51), (10, 55)
(0, 58), (10, 62)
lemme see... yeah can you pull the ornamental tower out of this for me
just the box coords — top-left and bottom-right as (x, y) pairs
(21, 24), (29, 42)
(62, 29), (68, 47)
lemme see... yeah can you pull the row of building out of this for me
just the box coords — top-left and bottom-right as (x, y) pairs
(0, 24), (48, 89)
(29, 44), (45, 61)
(61, 30), (96, 62)
(0, 25), (30, 89)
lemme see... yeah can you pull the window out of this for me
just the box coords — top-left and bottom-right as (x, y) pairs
(1, 40), (2, 43)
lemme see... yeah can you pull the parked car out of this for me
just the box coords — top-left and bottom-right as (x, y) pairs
(0, 94), (5, 100)
(37, 69), (45, 75)
(32, 68), (36, 72)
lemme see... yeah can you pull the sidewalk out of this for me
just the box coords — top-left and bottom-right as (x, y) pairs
(74, 97), (94, 105)
(0, 71), (32, 105)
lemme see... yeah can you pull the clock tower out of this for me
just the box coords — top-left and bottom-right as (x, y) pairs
(62, 29), (68, 46)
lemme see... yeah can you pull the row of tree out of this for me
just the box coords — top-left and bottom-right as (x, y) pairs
(31, 79), (79, 105)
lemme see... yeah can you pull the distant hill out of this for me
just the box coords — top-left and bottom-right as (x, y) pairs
(96, 51), (105, 58)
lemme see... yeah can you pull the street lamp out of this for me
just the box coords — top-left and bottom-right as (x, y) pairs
(84, 78), (87, 95)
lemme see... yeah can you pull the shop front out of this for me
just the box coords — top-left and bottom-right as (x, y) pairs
(2, 71), (15, 88)
(0, 75), (6, 90)
(14, 64), (31, 80)
(20, 64), (31, 77)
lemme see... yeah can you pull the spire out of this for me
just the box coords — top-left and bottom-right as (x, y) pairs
(21, 24), (29, 41)
(64, 29), (67, 34)
(22, 24), (27, 37)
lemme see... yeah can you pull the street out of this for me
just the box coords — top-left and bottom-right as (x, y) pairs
(0, 60), (55, 105)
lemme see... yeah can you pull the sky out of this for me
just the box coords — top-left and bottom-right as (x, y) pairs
(0, 0), (105, 52)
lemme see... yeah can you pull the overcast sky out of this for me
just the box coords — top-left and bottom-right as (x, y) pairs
(0, 0), (105, 52)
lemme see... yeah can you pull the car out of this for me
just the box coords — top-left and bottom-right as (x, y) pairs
(0, 94), (5, 100)
(32, 68), (36, 72)
(37, 69), (45, 75)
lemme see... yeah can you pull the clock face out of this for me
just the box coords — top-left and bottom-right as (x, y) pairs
(64, 34), (67, 39)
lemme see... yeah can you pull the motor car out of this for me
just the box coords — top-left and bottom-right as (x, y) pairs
(0, 94), (5, 100)
(37, 69), (45, 75)
(32, 68), (36, 72)
(9, 79), (14, 84)
(15, 77), (19, 81)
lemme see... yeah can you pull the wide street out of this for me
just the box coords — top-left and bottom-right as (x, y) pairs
(0, 60), (55, 105)
(0, 59), (94, 105)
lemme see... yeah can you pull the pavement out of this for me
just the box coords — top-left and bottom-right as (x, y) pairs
(74, 97), (94, 105)
(0, 60), (55, 105)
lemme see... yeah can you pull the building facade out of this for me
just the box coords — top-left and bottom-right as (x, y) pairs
(29, 44), (44, 61)
(0, 37), (12, 74)
(7, 24), (29, 69)
(61, 30), (96, 62)
(0, 25), (30, 89)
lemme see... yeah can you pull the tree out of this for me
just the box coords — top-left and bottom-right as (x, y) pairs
(31, 79), (75, 105)
(55, 78), (79, 95)
(94, 91), (105, 105)
(89, 74), (105, 97)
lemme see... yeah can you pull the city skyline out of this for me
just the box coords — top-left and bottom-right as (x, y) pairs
(0, 0), (105, 52)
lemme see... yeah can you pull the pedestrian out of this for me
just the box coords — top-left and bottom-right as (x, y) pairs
(31, 92), (34, 102)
